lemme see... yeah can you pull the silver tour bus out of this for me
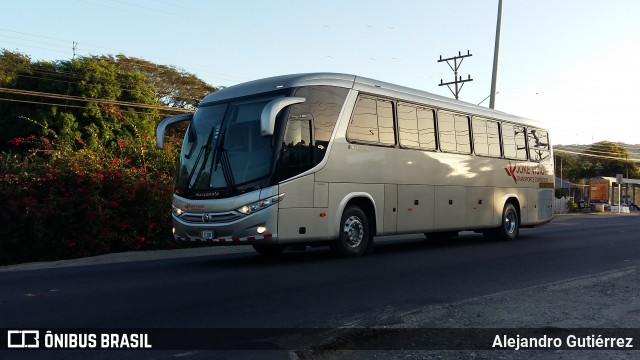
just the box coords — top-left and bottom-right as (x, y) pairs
(156, 73), (554, 257)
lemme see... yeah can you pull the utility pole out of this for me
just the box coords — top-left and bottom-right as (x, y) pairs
(65, 41), (79, 111)
(489, 0), (503, 109)
(72, 41), (78, 60)
(438, 50), (473, 100)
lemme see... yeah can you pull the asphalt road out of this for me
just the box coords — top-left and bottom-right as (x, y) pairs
(1, 214), (639, 357)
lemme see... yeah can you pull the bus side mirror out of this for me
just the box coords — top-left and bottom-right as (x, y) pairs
(260, 97), (305, 136)
(156, 112), (193, 149)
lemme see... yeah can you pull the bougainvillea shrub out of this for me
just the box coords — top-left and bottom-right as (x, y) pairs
(0, 135), (180, 265)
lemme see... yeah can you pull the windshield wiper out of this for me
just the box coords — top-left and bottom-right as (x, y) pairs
(183, 146), (205, 188)
(220, 149), (237, 194)
(211, 126), (237, 194)
(185, 125), (217, 188)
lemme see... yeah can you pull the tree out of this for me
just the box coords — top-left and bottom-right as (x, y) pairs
(577, 141), (640, 179)
(0, 49), (31, 86)
(0, 50), (218, 152)
(554, 151), (581, 183)
(100, 55), (217, 109)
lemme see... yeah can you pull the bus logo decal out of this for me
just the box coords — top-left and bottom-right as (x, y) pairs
(505, 162), (551, 184)
(505, 162), (518, 183)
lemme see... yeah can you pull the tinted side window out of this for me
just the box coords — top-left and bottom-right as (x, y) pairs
(502, 123), (527, 160)
(277, 119), (312, 181)
(377, 100), (395, 145)
(438, 112), (456, 152)
(291, 86), (349, 165)
(528, 128), (550, 161)
(347, 96), (395, 146)
(398, 103), (436, 150)
(438, 111), (470, 154)
(473, 117), (501, 157)
(487, 120), (502, 157)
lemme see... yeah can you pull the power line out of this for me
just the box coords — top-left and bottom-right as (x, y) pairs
(554, 149), (640, 163)
(3, 0), (440, 85)
(0, 31), (248, 85)
(559, 143), (640, 155)
(14, 72), (182, 95)
(0, 98), (177, 118)
(558, 146), (640, 158)
(0, 87), (192, 113)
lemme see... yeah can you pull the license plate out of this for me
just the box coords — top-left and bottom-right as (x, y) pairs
(201, 230), (214, 240)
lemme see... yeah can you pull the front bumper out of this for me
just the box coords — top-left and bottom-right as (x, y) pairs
(172, 205), (278, 245)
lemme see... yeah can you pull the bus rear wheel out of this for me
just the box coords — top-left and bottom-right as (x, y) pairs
(332, 206), (371, 257)
(492, 202), (519, 241)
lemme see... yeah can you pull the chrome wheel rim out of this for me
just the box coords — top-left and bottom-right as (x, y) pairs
(504, 210), (517, 234)
(343, 216), (364, 248)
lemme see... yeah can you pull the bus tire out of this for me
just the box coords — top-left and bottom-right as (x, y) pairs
(252, 244), (286, 257)
(333, 205), (371, 258)
(495, 202), (519, 241)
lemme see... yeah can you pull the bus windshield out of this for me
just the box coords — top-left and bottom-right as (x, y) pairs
(176, 95), (281, 196)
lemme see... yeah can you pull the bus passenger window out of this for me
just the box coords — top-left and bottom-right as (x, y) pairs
(502, 123), (527, 160)
(398, 103), (419, 147)
(347, 96), (395, 146)
(473, 117), (501, 157)
(528, 128), (550, 161)
(473, 118), (489, 156)
(417, 107), (437, 150)
(487, 120), (501, 157)
(398, 103), (436, 150)
(455, 115), (471, 153)
(438, 111), (470, 154)
(377, 100), (395, 145)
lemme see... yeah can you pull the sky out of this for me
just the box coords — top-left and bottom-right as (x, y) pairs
(1, 0), (640, 145)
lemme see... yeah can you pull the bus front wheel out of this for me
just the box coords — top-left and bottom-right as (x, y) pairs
(493, 202), (519, 241)
(332, 206), (371, 257)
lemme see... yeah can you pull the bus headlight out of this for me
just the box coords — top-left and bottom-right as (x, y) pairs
(171, 204), (186, 217)
(237, 194), (285, 215)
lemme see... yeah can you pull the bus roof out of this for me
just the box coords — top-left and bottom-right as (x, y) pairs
(200, 73), (546, 129)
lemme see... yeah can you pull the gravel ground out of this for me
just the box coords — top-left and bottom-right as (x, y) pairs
(295, 266), (640, 359)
